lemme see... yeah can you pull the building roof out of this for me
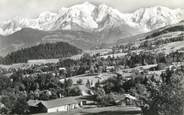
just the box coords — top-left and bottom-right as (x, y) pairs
(27, 100), (41, 107)
(42, 97), (80, 108)
(124, 94), (137, 100)
(28, 96), (82, 109)
(59, 67), (66, 71)
(113, 94), (137, 101)
(0, 102), (5, 108)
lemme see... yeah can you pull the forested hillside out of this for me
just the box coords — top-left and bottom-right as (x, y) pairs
(1, 42), (82, 64)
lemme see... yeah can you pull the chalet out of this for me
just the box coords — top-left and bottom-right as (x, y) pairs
(124, 94), (138, 105)
(0, 102), (5, 109)
(77, 96), (96, 106)
(106, 66), (115, 72)
(58, 67), (67, 76)
(59, 67), (66, 71)
(114, 94), (138, 106)
(28, 96), (83, 114)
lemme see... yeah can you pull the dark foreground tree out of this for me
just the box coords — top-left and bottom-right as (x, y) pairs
(12, 96), (29, 114)
(146, 69), (184, 115)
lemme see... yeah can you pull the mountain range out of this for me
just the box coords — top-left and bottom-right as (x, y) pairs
(0, 2), (184, 56)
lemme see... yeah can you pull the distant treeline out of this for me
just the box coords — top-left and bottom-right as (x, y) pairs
(0, 42), (82, 64)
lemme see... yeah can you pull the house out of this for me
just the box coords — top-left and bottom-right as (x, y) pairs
(59, 67), (66, 71)
(124, 94), (138, 105)
(58, 67), (67, 76)
(28, 96), (83, 114)
(106, 66), (115, 72)
(77, 96), (96, 106)
(114, 94), (138, 106)
(0, 102), (5, 109)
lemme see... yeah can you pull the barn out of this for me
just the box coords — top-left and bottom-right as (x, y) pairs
(28, 96), (83, 114)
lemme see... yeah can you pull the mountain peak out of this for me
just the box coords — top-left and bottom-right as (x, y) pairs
(81, 1), (95, 6)
(70, 1), (96, 10)
(39, 11), (57, 18)
(0, 3), (184, 35)
(151, 5), (169, 9)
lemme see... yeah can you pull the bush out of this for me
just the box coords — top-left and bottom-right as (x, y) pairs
(77, 79), (83, 85)
(68, 87), (81, 96)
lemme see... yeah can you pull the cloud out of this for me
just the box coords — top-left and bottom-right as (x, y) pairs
(0, 0), (183, 21)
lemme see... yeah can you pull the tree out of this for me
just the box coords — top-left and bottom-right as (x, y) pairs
(39, 91), (50, 100)
(64, 79), (73, 96)
(89, 65), (95, 75)
(50, 88), (58, 99)
(1, 95), (16, 114)
(86, 79), (91, 88)
(147, 69), (184, 115)
(0, 107), (9, 115)
(12, 96), (29, 114)
(68, 87), (81, 96)
(0, 76), (11, 92)
(77, 79), (83, 85)
(64, 79), (73, 88)
(94, 87), (115, 106)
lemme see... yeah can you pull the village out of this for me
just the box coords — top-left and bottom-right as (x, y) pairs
(0, 0), (184, 115)
(0, 49), (144, 115)
(0, 40), (184, 115)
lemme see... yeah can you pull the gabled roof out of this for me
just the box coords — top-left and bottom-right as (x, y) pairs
(0, 102), (5, 108)
(113, 94), (137, 101)
(124, 94), (137, 100)
(27, 100), (41, 107)
(28, 96), (81, 109)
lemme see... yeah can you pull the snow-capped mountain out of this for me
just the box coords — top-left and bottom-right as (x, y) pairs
(0, 2), (184, 57)
(53, 2), (98, 31)
(130, 6), (184, 31)
(0, 11), (58, 35)
(0, 2), (184, 35)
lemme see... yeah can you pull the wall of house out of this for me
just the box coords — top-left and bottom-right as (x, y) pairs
(68, 104), (79, 110)
(47, 106), (67, 113)
(47, 104), (80, 113)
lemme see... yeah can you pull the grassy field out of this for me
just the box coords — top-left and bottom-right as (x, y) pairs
(156, 41), (184, 54)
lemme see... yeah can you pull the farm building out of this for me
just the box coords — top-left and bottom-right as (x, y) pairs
(27, 96), (83, 114)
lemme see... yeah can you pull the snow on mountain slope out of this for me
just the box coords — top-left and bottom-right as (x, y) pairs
(0, 2), (184, 35)
(36, 11), (58, 30)
(0, 11), (58, 35)
(130, 6), (184, 31)
(53, 2), (98, 31)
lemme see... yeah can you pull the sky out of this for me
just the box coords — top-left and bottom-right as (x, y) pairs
(0, 0), (184, 21)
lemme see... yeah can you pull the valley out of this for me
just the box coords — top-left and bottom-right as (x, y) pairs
(0, 2), (184, 115)
(0, 21), (184, 115)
